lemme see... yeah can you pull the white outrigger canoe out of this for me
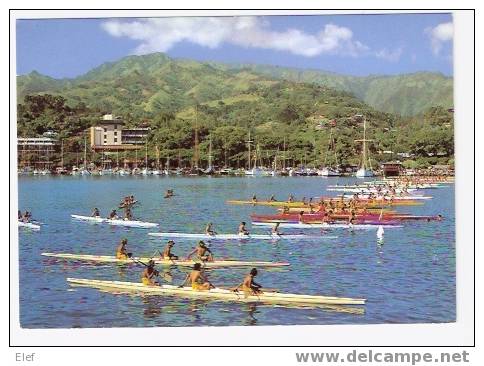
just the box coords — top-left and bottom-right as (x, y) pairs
(67, 278), (366, 306)
(18, 221), (41, 230)
(42, 252), (289, 268)
(147, 232), (338, 240)
(71, 214), (159, 228)
(252, 222), (403, 229)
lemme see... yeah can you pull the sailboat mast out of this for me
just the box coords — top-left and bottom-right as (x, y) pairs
(145, 142), (148, 168)
(283, 136), (286, 170)
(83, 135), (87, 168)
(247, 131), (252, 170)
(362, 118), (367, 169)
(194, 105), (199, 169)
(208, 134), (213, 169)
(61, 140), (64, 169)
(156, 145), (160, 170)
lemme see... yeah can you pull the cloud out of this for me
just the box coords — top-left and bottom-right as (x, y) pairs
(425, 22), (453, 55)
(375, 47), (403, 62)
(101, 17), (370, 58)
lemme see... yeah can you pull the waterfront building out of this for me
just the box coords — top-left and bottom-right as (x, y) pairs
(90, 114), (150, 152)
(18, 137), (59, 171)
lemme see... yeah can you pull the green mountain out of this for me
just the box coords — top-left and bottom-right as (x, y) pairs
(16, 53), (454, 168)
(17, 70), (68, 98)
(209, 63), (453, 116)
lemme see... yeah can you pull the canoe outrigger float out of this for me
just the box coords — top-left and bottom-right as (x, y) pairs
(66, 278), (366, 306)
(71, 214), (158, 228)
(42, 252), (290, 268)
(147, 232), (338, 240)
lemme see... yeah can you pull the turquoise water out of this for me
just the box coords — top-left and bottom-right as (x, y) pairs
(18, 176), (455, 328)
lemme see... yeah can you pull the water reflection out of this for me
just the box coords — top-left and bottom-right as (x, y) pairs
(242, 303), (258, 325)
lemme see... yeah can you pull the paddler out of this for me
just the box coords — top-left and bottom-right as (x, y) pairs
(251, 194), (257, 203)
(91, 208), (100, 217)
(124, 207), (133, 221)
(23, 211), (32, 223)
(317, 201), (326, 213)
(238, 221), (250, 236)
(186, 241), (214, 262)
(348, 209), (357, 225)
(116, 238), (132, 260)
(287, 194), (294, 203)
(164, 189), (174, 198)
(108, 209), (118, 220)
(271, 223), (281, 236)
(180, 263), (213, 290)
(141, 260), (160, 286)
(18, 210), (22, 220)
(205, 222), (217, 236)
(161, 240), (178, 260)
(298, 211), (305, 224)
(234, 268), (262, 294)
(269, 194), (276, 202)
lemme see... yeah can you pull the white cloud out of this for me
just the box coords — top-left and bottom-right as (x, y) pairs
(425, 22), (453, 55)
(375, 47), (403, 62)
(101, 17), (370, 58)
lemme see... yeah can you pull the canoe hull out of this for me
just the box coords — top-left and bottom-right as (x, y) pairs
(42, 252), (289, 268)
(71, 214), (158, 228)
(147, 232), (337, 240)
(67, 278), (366, 305)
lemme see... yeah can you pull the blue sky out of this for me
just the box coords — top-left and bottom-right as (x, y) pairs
(16, 13), (453, 79)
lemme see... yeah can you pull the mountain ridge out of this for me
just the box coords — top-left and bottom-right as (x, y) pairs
(17, 52), (453, 116)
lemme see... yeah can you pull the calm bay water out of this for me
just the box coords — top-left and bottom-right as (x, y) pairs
(18, 176), (455, 328)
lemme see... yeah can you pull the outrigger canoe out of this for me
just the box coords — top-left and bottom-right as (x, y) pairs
(71, 214), (158, 228)
(42, 252), (289, 268)
(67, 278), (366, 306)
(252, 222), (403, 229)
(18, 221), (40, 230)
(147, 232), (338, 240)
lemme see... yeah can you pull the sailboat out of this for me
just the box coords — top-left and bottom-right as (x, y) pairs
(80, 135), (90, 175)
(152, 145), (161, 175)
(203, 134), (216, 175)
(141, 143), (150, 175)
(164, 156), (171, 176)
(320, 127), (341, 177)
(355, 116), (374, 178)
(188, 106), (202, 175)
(56, 140), (68, 175)
(244, 131), (263, 176)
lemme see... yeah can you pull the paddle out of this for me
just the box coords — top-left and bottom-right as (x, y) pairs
(158, 250), (178, 265)
(129, 257), (173, 283)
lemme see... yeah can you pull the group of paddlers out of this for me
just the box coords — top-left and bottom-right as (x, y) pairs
(18, 210), (33, 223)
(91, 195), (138, 220)
(115, 238), (262, 293)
